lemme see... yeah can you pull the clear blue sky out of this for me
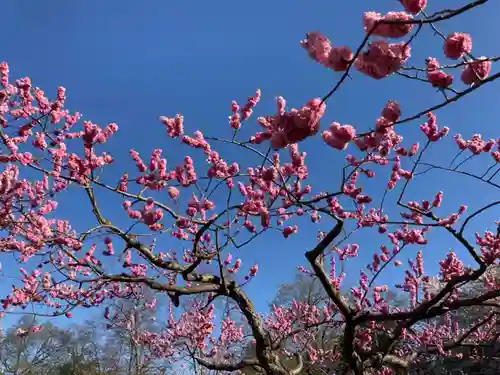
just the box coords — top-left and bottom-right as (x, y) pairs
(1, 0), (500, 329)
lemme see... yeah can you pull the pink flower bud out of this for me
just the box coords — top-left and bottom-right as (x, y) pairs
(167, 186), (180, 199)
(283, 225), (298, 238)
(432, 191), (443, 207)
(249, 264), (258, 277)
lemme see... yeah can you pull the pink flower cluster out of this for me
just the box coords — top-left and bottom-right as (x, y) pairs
(388, 225), (428, 246)
(437, 205), (467, 227)
(475, 231), (500, 264)
(444, 32), (472, 60)
(355, 40), (411, 79)
(179, 131), (240, 187)
(439, 251), (466, 280)
(300, 32), (353, 72)
(454, 133), (497, 160)
(461, 58), (492, 85)
(0, 62), (8, 88)
(400, 0), (427, 14)
(322, 122), (356, 150)
(123, 198), (164, 231)
(363, 12), (414, 38)
(301, 4), (494, 99)
(426, 57), (454, 88)
(252, 96), (326, 149)
(264, 299), (338, 350)
(140, 302), (217, 356)
(160, 114), (184, 138)
(420, 112), (449, 142)
(395, 251), (426, 306)
(229, 89), (261, 129)
(355, 101), (405, 160)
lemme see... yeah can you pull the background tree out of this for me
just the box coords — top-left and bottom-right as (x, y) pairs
(0, 317), (71, 375)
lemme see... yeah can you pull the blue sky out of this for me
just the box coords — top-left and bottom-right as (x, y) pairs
(1, 0), (500, 330)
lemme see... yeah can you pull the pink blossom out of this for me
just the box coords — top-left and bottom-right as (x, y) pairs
(452, 134), (493, 157)
(130, 150), (147, 172)
(167, 186), (180, 199)
(432, 191), (443, 207)
(241, 89), (261, 121)
(363, 12), (413, 38)
(325, 46), (354, 72)
(42, 273), (51, 289)
(492, 151), (500, 163)
(283, 225), (298, 238)
(219, 316), (244, 344)
(300, 32), (332, 64)
(476, 231), (500, 264)
(1, 22), (499, 371)
(426, 57), (453, 88)
(458, 134), (495, 155)
(416, 251), (424, 276)
(118, 173), (128, 192)
(146, 299), (157, 309)
(250, 131), (272, 144)
(249, 264), (258, 277)
(439, 251), (465, 280)
(229, 111), (241, 130)
(229, 259), (241, 273)
(30, 326), (43, 333)
(461, 58), (491, 85)
(0, 62), (9, 87)
(244, 220), (256, 233)
(256, 97), (326, 149)
(400, 0), (427, 14)
(322, 122), (356, 150)
(123, 250), (132, 267)
(262, 167), (277, 182)
(438, 211), (462, 227)
(381, 101), (401, 122)
(182, 131), (210, 151)
(103, 237), (114, 256)
(454, 134), (467, 150)
(130, 264), (147, 276)
(420, 112), (449, 142)
(160, 114), (184, 138)
(428, 70), (454, 88)
(33, 132), (47, 150)
(444, 32), (472, 59)
(355, 40), (411, 79)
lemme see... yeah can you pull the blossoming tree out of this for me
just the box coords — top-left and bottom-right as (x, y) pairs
(1, 0), (500, 374)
